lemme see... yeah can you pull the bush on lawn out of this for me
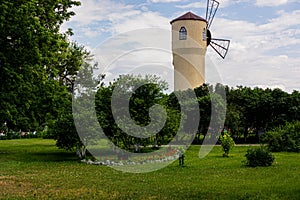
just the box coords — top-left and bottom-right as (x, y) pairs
(261, 121), (300, 152)
(244, 147), (274, 167)
(220, 132), (235, 157)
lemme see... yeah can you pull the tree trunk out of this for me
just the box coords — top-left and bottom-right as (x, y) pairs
(244, 128), (248, 142)
(76, 145), (87, 159)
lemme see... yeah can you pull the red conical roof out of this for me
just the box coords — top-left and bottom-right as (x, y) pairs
(170, 12), (206, 24)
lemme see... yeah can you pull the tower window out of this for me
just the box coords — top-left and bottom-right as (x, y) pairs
(202, 28), (206, 41)
(179, 27), (187, 40)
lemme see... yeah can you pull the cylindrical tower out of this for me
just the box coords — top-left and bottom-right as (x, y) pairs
(170, 12), (207, 91)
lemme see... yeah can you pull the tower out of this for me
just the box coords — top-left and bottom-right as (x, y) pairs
(171, 12), (207, 91)
(170, 0), (230, 91)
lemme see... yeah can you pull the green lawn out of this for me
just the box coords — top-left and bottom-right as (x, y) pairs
(0, 139), (299, 199)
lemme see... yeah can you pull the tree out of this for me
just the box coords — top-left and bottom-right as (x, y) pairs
(225, 104), (243, 139)
(197, 94), (211, 141)
(95, 74), (171, 150)
(50, 59), (105, 158)
(0, 0), (80, 131)
(192, 84), (226, 144)
(288, 91), (300, 121)
(225, 86), (296, 143)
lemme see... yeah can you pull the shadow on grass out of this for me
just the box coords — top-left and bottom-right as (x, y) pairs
(210, 154), (237, 158)
(30, 152), (78, 162)
(0, 141), (79, 163)
(0, 151), (78, 163)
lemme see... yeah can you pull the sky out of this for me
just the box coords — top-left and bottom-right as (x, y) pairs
(62, 0), (300, 93)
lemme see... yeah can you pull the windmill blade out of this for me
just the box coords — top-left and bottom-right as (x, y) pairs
(206, 0), (220, 29)
(209, 38), (230, 59)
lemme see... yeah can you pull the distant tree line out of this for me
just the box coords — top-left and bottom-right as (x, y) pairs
(94, 80), (300, 149)
(224, 85), (300, 143)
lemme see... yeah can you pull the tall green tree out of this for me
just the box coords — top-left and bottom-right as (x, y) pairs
(0, 0), (80, 131)
(51, 60), (104, 159)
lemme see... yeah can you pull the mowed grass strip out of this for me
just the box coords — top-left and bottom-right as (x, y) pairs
(0, 139), (299, 199)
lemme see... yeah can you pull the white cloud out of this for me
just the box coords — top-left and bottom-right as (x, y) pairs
(207, 9), (300, 92)
(255, 0), (296, 7)
(111, 11), (170, 33)
(70, 0), (135, 25)
(175, 2), (206, 9)
(175, 0), (250, 10)
(149, 0), (183, 3)
(216, 0), (233, 8)
(65, 0), (170, 39)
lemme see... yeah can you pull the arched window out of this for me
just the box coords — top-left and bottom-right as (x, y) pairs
(179, 27), (187, 40)
(202, 28), (206, 41)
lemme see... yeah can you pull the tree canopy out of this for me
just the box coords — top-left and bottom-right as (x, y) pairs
(0, 0), (81, 131)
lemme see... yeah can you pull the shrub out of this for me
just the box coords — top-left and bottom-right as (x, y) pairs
(261, 121), (300, 152)
(0, 135), (7, 140)
(244, 147), (274, 167)
(220, 132), (235, 157)
(6, 131), (12, 140)
(261, 130), (283, 152)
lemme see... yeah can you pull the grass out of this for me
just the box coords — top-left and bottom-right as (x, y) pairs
(0, 139), (299, 199)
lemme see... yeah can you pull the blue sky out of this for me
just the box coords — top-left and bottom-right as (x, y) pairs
(63, 0), (300, 92)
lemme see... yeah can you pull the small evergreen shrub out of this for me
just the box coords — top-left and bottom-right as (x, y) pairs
(245, 147), (274, 167)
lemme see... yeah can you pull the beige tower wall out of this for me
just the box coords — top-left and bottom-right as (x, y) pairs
(172, 20), (207, 91)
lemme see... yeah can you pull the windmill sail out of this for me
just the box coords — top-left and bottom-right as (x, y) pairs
(205, 0), (231, 59)
(206, 0), (219, 29)
(209, 38), (230, 59)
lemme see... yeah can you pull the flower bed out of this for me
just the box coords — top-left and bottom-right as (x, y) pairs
(81, 148), (181, 166)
